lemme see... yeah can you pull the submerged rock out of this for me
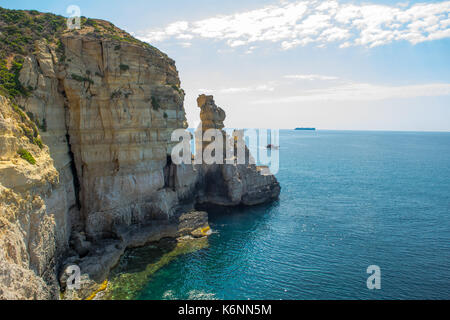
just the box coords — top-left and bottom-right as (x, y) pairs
(60, 211), (209, 300)
(103, 236), (209, 300)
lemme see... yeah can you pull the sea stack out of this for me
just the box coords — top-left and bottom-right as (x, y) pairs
(195, 94), (281, 206)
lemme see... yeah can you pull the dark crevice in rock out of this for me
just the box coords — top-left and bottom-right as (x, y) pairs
(58, 77), (82, 213)
(58, 77), (82, 214)
(204, 166), (228, 197)
(163, 155), (176, 190)
(66, 133), (81, 211)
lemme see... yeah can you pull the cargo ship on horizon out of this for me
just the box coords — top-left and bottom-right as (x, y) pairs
(295, 127), (316, 131)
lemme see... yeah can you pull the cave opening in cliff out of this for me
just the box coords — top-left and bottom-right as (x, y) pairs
(164, 155), (176, 190)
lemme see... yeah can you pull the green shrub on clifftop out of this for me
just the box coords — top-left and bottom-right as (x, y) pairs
(33, 137), (44, 149)
(0, 7), (66, 57)
(0, 57), (28, 98)
(12, 103), (43, 148)
(17, 148), (36, 165)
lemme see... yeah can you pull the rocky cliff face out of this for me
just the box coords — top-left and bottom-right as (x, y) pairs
(18, 32), (188, 240)
(61, 33), (188, 239)
(0, 95), (67, 299)
(0, 9), (280, 300)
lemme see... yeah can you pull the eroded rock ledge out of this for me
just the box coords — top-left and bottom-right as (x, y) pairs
(0, 14), (280, 300)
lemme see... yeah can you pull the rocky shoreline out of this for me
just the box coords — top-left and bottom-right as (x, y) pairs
(60, 211), (210, 300)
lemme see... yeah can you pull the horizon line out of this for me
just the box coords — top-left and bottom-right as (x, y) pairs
(187, 128), (450, 133)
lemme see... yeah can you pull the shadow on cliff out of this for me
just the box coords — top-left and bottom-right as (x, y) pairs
(111, 201), (279, 277)
(106, 201), (283, 278)
(194, 200), (282, 265)
(196, 200), (281, 222)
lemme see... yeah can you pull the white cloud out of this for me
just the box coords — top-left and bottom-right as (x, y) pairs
(198, 84), (275, 94)
(245, 46), (257, 54)
(222, 84), (275, 93)
(197, 76), (450, 102)
(284, 74), (339, 80)
(252, 82), (450, 103)
(135, 0), (450, 50)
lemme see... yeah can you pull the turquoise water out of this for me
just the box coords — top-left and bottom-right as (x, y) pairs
(138, 130), (450, 300)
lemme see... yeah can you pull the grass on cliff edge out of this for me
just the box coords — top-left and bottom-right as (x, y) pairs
(0, 7), (66, 57)
(10, 103), (44, 149)
(0, 56), (28, 98)
(0, 7), (67, 99)
(0, 6), (166, 100)
(17, 148), (36, 165)
(0, 7), (155, 58)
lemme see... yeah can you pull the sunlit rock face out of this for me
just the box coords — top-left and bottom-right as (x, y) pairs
(0, 95), (67, 299)
(197, 94), (226, 131)
(18, 40), (80, 230)
(2, 26), (195, 298)
(17, 34), (190, 240)
(60, 34), (188, 239)
(0, 11), (279, 300)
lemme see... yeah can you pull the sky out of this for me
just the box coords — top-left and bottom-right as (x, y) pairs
(1, 0), (450, 131)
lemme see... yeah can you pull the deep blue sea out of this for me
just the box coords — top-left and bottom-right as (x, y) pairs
(137, 130), (450, 300)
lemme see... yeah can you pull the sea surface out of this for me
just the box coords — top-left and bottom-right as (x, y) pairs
(135, 130), (450, 300)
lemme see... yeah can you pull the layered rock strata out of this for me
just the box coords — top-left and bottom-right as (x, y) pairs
(0, 14), (280, 300)
(0, 96), (67, 299)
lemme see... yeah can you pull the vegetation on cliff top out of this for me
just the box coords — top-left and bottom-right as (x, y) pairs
(79, 17), (156, 50)
(0, 6), (169, 155)
(0, 7), (154, 57)
(0, 7), (66, 57)
(0, 6), (167, 100)
(0, 7), (66, 99)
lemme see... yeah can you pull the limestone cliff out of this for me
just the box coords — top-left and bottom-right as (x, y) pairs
(0, 8), (280, 300)
(0, 95), (68, 299)
(18, 32), (188, 240)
